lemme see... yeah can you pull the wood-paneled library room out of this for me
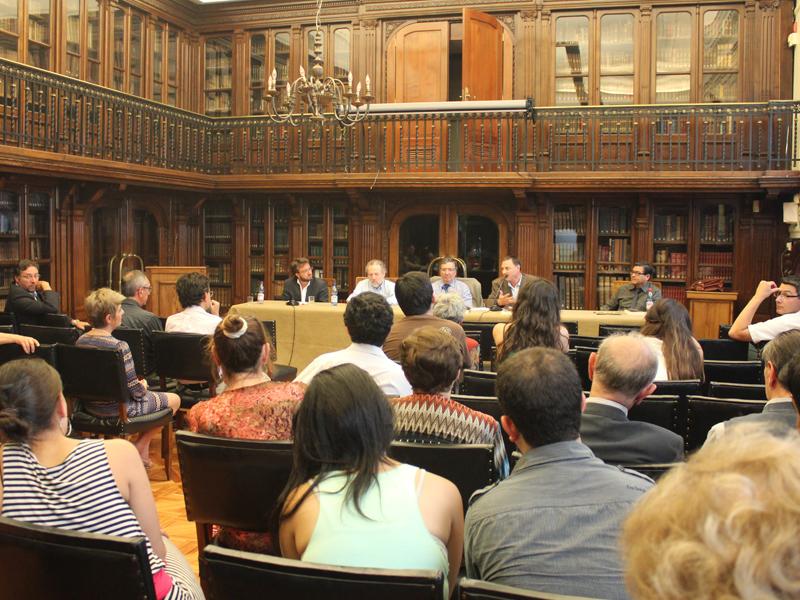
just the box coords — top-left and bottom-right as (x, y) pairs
(0, 0), (799, 597)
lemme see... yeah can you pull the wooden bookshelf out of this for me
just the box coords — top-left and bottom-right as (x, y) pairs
(203, 201), (233, 311)
(596, 206), (631, 308)
(553, 205), (586, 309)
(652, 206), (689, 304)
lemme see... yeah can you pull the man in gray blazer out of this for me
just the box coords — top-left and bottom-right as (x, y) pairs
(486, 256), (539, 309)
(706, 330), (800, 443)
(580, 333), (684, 465)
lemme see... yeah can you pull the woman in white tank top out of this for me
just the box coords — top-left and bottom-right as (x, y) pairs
(276, 363), (463, 597)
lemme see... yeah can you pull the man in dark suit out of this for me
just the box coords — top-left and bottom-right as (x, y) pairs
(6, 259), (87, 329)
(706, 330), (800, 443)
(487, 256), (538, 309)
(282, 257), (328, 303)
(580, 332), (684, 465)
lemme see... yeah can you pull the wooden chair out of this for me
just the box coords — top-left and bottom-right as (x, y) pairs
(19, 323), (80, 345)
(57, 344), (173, 480)
(628, 395), (680, 435)
(175, 431), (293, 551)
(457, 577), (600, 600)
(201, 545), (445, 600)
(561, 321), (578, 335)
(568, 335), (603, 349)
(598, 325), (640, 337)
(0, 342), (56, 367)
(0, 517), (157, 600)
(451, 393), (514, 458)
(151, 331), (215, 409)
(388, 442), (497, 509)
(41, 313), (75, 328)
(718, 324), (732, 339)
(0, 312), (18, 333)
(571, 347), (593, 392)
(113, 327), (149, 378)
(707, 381), (767, 401)
(462, 321), (496, 370)
(260, 319), (297, 382)
(685, 396), (766, 451)
(698, 338), (749, 361)
(703, 360), (764, 386)
(460, 369), (496, 397)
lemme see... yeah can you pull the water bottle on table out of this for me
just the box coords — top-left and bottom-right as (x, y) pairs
(331, 282), (339, 307)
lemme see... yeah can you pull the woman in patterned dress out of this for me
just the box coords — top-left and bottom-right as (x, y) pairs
(0, 359), (203, 599)
(186, 313), (305, 552)
(76, 288), (180, 467)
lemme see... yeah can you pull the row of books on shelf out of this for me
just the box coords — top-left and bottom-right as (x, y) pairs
(654, 250), (688, 279)
(208, 263), (232, 285)
(28, 195), (49, 210)
(205, 242), (231, 258)
(274, 257), (290, 274)
(700, 210), (733, 243)
(29, 215), (49, 234)
(554, 242), (585, 263)
(555, 275), (585, 310)
(698, 251), (733, 266)
(308, 223), (324, 238)
(597, 275), (625, 308)
(29, 239), (47, 258)
(0, 242), (19, 260)
(273, 229), (289, 246)
(205, 93), (231, 112)
(697, 265), (733, 280)
(655, 48), (691, 69)
(554, 209), (586, 234)
(597, 239), (629, 263)
(333, 223), (349, 238)
(250, 256), (263, 275)
(597, 208), (630, 235)
(661, 284), (687, 303)
(205, 222), (232, 237)
(333, 245), (349, 257)
(210, 286), (233, 307)
(28, 17), (49, 44)
(654, 215), (687, 242)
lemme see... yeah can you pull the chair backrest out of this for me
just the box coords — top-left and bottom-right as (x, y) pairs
(598, 325), (640, 337)
(572, 347), (593, 392)
(451, 393), (514, 457)
(561, 321), (578, 335)
(718, 323), (732, 339)
(260, 320), (278, 361)
(388, 442), (497, 509)
(628, 395), (680, 435)
(41, 313), (74, 328)
(610, 280), (662, 296)
(0, 324), (13, 334)
(568, 335), (603, 349)
(19, 324), (80, 345)
(56, 344), (128, 405)
(703, 360), (764, 385)
(462, 321), (496, 367)
(176, 431), (293, 534)
(113, 327), (148, 378)
(707, 381), (767, 401)
(151, 331), (212, 382)
(686, 395), (766, 451)
(457, 577), (598, 599)
(698, 338), (749, 361)
(430, 275), (483, 307)
(201, 545), (444, 600)
(0, 312), (17, 332)
(461, 369), (497, 397)
(0, 517), (156, 600)
(0, 342), (56, 367)
(619, 464), (679, 482)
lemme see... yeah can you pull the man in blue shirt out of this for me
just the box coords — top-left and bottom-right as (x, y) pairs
(347, 259), (397, 305)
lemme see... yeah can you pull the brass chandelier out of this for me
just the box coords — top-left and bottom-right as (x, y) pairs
(264, 0), (373, 127)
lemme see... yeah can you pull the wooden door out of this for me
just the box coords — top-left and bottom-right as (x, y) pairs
(462, 9), (505, 171)
(386, 22), (448, 171)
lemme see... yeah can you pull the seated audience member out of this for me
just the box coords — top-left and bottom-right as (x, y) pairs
(493, 279), (569, 364)
(487, 256), (538, 309)
(186, 314), (305, 553)
(728, 275), (800, 343)
(393, 326), (509, 477)
(77, 288), (180, 466)
(432, 256), (473, 307)
(6, 258), (88, 329)
(295, 292), (411, 396)
(165, 272), (221, 335)
(432, 291), (480, 368)
(464, 347), (652, 599)
(0, 359), (203, 599)
(581, 333), (684, 465)
(706, 330), (800, 443)
(281, 257), (328, 303)
(120, 269), (163, 372)
(640, 298), (703, 380)
(277, 364), (463, 597)
(347, 259), (397, 305)
(623, 426), (800, 600)
(601, 262), (661, 312)
(382, 272), (470, 368)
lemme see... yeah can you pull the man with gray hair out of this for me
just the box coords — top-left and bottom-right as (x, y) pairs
(706, 330), (800, 442)
(120, 269), (163, 372)
(580, 333), (684, 464)
(347, 259), (397, 305)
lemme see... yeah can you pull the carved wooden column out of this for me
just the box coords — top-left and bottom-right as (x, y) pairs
(173, 199), (191, 266)
(517, 9), (538, 100)
(289, 195), (305, 261)
(537, 8), (552, 106)
(232, 29), (248, 116)
(639, 6), (652, 103)
(359, 20), (378, 99)
(186, 33), (202, 113)
(635, 194), (651, 262)
(69, 202), (90, 320)
(232, 196), (248, 304)
(754, 0), (781, 101)
(513, 190), (539, 276)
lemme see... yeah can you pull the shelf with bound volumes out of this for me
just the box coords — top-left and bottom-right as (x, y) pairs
(249, 203), (265, 297)
(553, 205), (586, 309)
(697, 202), (734, 287)
(653, 206), (689, 304)
(203, 202), (233, 311)
(596, 206), (631, 308)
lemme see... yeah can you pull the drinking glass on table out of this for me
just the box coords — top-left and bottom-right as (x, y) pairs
(307, 296), (315, 303)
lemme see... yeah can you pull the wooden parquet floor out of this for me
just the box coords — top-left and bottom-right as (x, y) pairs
(148, 429), (200, 577)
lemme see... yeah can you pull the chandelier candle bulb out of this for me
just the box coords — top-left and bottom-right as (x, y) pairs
(365, 75), (371, 95)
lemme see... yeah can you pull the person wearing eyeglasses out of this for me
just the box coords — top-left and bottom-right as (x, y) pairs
(600, 262), (661, 312)
(165, 271), (221, 335)
(728, 275), (800, 343)
(120, 270), (162, 373)
(6, 258), (89, 329)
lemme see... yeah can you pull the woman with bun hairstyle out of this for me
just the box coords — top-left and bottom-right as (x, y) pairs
(186, 313), (305, 552)
(0, 359), (203, 600)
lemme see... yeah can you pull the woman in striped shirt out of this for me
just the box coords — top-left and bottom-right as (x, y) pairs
(0, 359), (203, 600)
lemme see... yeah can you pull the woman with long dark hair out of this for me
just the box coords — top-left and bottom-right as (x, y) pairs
(493, 279), (569, 364)
(640, 298), (704, 380)
(276, 364), (463, 597)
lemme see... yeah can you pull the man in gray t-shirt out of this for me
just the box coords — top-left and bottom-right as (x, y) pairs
(464, 347), (652, 600)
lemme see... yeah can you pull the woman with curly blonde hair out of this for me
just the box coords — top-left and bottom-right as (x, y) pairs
(622, 425), (800, 599)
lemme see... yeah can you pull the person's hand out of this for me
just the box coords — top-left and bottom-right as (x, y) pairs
(754, 280), (778, 301)
(71, 319), (90, 331)
(497, 292), (515, 307)
(37, 280), (52, 292)
(14, 334), (39, 354)
(210, 299), (221, 316)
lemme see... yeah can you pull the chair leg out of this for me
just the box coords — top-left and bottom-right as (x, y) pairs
(161, 420), (172, 482)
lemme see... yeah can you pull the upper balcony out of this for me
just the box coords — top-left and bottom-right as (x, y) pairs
(0, 59), (797, 193)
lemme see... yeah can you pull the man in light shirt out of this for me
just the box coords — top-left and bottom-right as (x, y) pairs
(165, 272), (221, 335)
(487, 256), (538, 309)
(728, 276), (800, 343)
(431, 256), (473, 307)
(295, 292), (411, 397)
(347, 259), (397, 305)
